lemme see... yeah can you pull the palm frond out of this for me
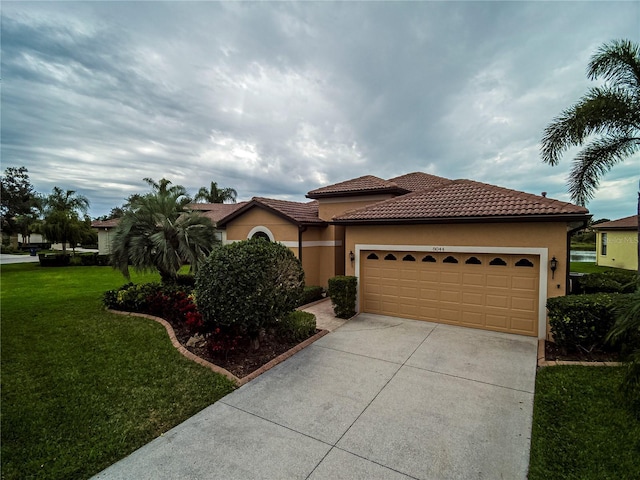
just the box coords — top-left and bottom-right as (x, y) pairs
(588, 39), (640, 91)
(568, 135), (640, 205)
(541, 86), (640, 165)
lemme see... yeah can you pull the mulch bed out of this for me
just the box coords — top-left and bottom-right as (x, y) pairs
(545, 340), (620, 363)
(169, 320), (318, 378)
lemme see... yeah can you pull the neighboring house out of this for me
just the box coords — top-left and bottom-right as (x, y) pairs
(593, 215), (639, 271)
(91, 219), (120, 255)
(216, 172), (589, 339)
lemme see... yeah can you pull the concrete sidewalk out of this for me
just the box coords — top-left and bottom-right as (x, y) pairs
(94, 314), (537, 480)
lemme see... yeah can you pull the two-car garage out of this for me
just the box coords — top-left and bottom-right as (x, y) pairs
(359, 249), (542, 337)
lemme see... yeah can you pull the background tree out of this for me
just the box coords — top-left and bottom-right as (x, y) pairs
(110, 178), (217, 283)
(194, 181), (237, 203)
(40, 187), (90, 254)
(0, 166), (40, 238)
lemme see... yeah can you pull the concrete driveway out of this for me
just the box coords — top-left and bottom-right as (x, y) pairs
(94, 314), (538, 480)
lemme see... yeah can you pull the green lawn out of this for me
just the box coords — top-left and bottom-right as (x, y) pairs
(569, 262), (624, 274)
(529, 366), (640, 480)
(1, 263), (236, 480)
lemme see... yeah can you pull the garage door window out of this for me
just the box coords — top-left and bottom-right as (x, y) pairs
(489, 257), (507, 266)
(422, 255), (436, 263)
(367, 253), (379, 260)
(384, 253), (397, 260)
(443, 255), (458, 264)
(402, 254), (416, 261)
(515, 258), (534, 267)
(465, 256), (482, 265)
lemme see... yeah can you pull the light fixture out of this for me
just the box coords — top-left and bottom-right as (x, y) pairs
(349, 251), (355, 262)
(550, 256), (558, 279)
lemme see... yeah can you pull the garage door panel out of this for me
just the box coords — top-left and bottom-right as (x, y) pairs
(360, 250), (539, 337)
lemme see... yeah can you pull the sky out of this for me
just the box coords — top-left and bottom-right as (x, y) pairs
(2, 1), (638, 221)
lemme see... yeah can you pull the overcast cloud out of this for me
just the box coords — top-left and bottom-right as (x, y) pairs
(1, 1), (638, 220)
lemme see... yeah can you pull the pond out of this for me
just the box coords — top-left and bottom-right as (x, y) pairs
(570, 250), (596, 263)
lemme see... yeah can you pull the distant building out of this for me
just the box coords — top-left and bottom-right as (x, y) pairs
(593, 215), (638, 271)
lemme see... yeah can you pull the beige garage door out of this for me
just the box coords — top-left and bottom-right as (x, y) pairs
(361, 251), (539, 336)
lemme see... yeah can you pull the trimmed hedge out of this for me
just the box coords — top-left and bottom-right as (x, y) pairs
(194, 239), (305, 338)
(328, 275), (357, 319)
(38, 253), (70, 267)
(579, 271), (637, 294)
(299, 286), (324, 306)
(278, 311), (317, 342)
(547, 293), (627, 353)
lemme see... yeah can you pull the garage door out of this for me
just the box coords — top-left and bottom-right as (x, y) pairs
(361, 251), (539, 336)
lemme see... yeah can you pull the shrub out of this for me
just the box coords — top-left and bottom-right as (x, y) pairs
(38, 253), (70, 267)
(299, 286), (324, 306)
(278, 311), (317, 341)
(547, 293), (628, 353)
(195, 238), (305, 345)
(327, 275), (357, 319)
(579, 271), (637, 294)
(96, 254), (110, 266)
(103, 282), (163, 312)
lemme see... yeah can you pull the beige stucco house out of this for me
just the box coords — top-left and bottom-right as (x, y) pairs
(593, 215), (639, 271)
(212, 172), (590, 339)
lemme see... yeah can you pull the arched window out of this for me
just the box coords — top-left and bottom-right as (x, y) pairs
(384, 253), (397, 261)
(402, 254), (416, 262)
(489, 257), (507, 266)
(443, 256), (458, 264)
(251, 231), (271, 241)
(367, 253), (379, 260)
(515, 258), (534, 267)
(422, 255), (436, 263)
(465, 256), (482, 265)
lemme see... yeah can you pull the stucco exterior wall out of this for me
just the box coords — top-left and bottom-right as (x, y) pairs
(596, 230), (638, 271)
(344, 221), (569, 304)
(317, 195), (395, 221)
(97, 230), (114, 255)
(224, 207), (339, 287)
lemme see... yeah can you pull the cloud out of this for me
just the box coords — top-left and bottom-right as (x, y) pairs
(1, 1), (638, 219)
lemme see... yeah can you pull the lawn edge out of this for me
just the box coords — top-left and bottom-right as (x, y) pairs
(106, 308), (329, 386)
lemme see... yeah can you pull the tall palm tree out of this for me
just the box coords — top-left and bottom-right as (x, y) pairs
(194, 181), (237, 203)
(541, 38), (640, 272)
(111, 183), (218, 283)
(41, 187), (90, 254)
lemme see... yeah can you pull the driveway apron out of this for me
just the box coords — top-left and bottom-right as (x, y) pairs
(93, 314), (538, 480)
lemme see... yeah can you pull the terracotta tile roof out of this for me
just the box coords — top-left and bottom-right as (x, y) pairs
(333, 179), (589, 223)
(188, 202), (247, 224)
(388, 172), (451, 192)
(306, 175), (408, 198)
(253, 197), (325, 224)
(592, 215), (638, 230)
(91, 219), (120, 228)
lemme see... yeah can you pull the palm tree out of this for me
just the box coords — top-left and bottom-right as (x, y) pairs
(541, 39), (639, 203)
(142, 177), (192, 208)
(194, 181), (238, 203)
(542, 39), (640, 410)
(111, 181), (218, 283)
(541, 38), (640, 273)
(41, 187), (90, 254)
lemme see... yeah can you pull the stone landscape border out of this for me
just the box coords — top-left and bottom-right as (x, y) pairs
(537, 339), (622, 368)
(107, 308), (329, 386)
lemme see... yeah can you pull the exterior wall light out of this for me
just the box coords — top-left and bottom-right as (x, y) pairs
(349, 251), (355, 262)
(550, 256), (558, 279)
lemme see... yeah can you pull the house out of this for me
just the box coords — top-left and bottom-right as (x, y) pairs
(91, 219), (120, 255)
(592, 215), (639, 271)
(216, 172), (590, 339)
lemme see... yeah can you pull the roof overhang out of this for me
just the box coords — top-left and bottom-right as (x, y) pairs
(217, 199), (327, 228)
(306, 187), (409, 200)
(332, 213), (591, 226)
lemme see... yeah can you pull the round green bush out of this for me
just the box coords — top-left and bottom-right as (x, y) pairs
(194, 239), (305, 338)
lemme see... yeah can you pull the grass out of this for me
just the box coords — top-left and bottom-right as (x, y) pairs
(529, 366), (640, 480)
(1, 263), (236, 480)
(569, 262), (624, 274)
